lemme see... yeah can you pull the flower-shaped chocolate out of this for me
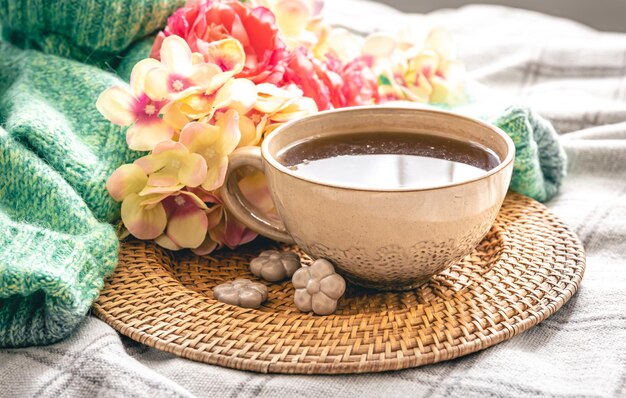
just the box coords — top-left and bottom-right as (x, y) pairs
(213, 279), (268, 308)
(292, 259), (346, 315)
(250, 250), (301, 282)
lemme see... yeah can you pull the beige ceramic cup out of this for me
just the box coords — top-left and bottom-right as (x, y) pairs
(221, 107), (515, 290)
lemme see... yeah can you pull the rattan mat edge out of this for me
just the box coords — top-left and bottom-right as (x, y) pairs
(93, 193), (586, 374)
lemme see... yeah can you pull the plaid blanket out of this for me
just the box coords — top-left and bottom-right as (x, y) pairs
(1, 2), (625, 397)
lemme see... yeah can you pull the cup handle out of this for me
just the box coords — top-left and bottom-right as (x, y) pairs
(220, 147), (295, 244)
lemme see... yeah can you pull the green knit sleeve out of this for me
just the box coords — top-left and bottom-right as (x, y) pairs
(0, 0), (185, 66)
(0, 42), (134, 347)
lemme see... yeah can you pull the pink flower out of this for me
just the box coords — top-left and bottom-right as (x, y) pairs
(328, 55), (379, 108)
(282, 48), (378, 110)
(282, 47), (338, 110)
(151, 0), (287, 84)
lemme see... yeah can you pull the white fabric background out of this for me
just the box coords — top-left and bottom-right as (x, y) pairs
(1, 2), (625, 397)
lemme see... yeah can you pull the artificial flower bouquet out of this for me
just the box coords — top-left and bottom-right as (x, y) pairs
(97, 0), (467, 255)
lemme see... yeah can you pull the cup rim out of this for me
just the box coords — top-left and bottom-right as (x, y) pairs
(262, 106), (515, 192)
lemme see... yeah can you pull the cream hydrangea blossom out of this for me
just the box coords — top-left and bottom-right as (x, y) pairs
(96, 59), (173, 151)
(100, 27), (318, 253)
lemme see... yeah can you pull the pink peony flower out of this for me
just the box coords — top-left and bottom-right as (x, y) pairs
(282, 47), (338, 110)
(283, 48), (378, 110)
(151, 0), (287, 84)
(327, 55), (379, 108)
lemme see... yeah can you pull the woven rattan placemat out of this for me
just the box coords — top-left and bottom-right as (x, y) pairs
(93, 193), (585, 374)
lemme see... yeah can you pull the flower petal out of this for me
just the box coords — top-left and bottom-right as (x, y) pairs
(270, 97), (317, 122)
(167, 204), (209, 249)
(189, 63), (223, 87)
(179, 191), (209, 209)
(155, 234), (183, 251)
(140, 192), (173, 207)
(144, 67), (171, 101)
(326, 28), (362, 62)
(162, 103), (190, 131)
(202, 156), (228, 191)
(255, 83), (294, 114)
(274, 0), (311, 37)
(179, 153), (208, 187)
(121, 193), (167, 240)
(130, 58), (161, 97)
(362, 32), (396, 59)
(425, 27), (456, 59)
(106, 163), (148, 202)
(96, 86), (136, 126)
(213, 78), (257, 115)
(126, 121), (174, 151)
(203, 38), (246, 75)
(191, 235), (219, 256)
(216, 109), (241, 155)
(179, 122), (221, 153)
(160, 35), (193, 75)
(238, 114), (261, 147)
(138, 184), (184, 196)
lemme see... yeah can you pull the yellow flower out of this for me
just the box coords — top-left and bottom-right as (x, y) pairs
(179, 109), (242, 191)
(134, 141), (208, 196)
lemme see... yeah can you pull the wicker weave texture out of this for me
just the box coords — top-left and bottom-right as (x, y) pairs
(93, 193), (585, 374)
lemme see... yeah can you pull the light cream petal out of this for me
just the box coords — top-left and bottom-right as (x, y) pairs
(362, 32), (397, 59)
(179, 153), (208, 187)
(130, 58), (161, 96)
(216, 109), (241, 155)
(144, 67), (171, 100)
(106, 163), (148, 202)
(275, 0), (311, 37)
(213, 78), (257, 115)
(237, 114), (261, 147)
(167, 205), (209, 249)
(121, 193), (167, 240)
(155, 234), (183, 251)
(160, 35), (193, 75)
(203, 38), (246, 75)
(96, 86), (136, 126)
(138, 184), (184, 196)
(126, 121), (174, 151)
(201, 156), (228, 191)
(179, 191), (209, 209)
(189, 63), (222, 87)
(179, 122), (221, 153)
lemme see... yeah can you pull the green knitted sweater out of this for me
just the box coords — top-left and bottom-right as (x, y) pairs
(0, 0), (566, 347)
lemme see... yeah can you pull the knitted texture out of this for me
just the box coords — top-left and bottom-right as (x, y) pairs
(493, 106), (567, 202)
(0, 0), (566, 348)
(0, 0), (184, 66)
(0, 40), (141, 347)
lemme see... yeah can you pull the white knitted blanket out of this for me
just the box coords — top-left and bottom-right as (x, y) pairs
(1, 2), (625, 397)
